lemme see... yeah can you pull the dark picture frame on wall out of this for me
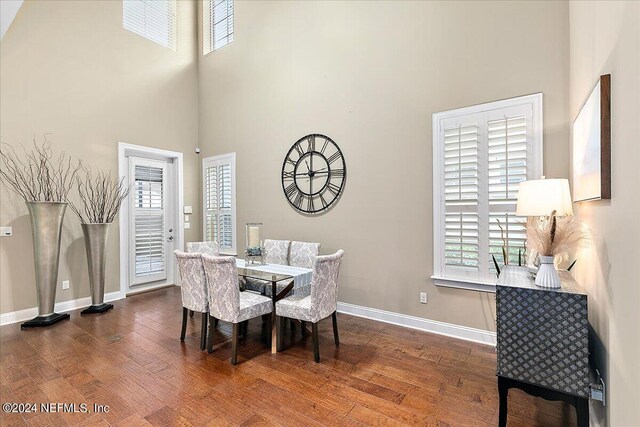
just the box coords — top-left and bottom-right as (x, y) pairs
(572, 74), (611, 202)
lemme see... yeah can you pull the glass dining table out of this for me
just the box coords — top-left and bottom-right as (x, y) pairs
(236, 259), (312, 353)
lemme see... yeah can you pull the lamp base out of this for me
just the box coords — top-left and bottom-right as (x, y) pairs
(21, 313), (70, 329)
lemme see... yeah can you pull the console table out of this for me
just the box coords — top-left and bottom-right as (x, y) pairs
(496, 266), (589, 427)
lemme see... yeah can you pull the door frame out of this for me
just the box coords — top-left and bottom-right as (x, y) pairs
(118, 142), (184, 298)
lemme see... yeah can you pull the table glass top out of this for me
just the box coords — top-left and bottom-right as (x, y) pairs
(237, 267), (293, 283)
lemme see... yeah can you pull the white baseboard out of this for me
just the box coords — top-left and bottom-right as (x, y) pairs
(337, 301), (497, 346)
(0, 291), (124, 326)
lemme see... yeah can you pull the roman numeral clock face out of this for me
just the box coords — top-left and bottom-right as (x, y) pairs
(281, 134), (346, 214)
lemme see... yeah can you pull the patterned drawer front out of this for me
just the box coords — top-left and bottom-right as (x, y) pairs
(497, 283), (589, 397)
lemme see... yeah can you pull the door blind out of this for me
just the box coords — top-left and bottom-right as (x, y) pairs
(203, 0), (234, 54)
(134, 165), (165, 278)
(123, 0), (176, 50)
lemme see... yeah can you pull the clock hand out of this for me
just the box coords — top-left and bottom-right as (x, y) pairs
(305, 159), (311, 173)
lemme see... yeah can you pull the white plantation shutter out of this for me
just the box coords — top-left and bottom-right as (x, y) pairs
(203, 0), (234, 54)
(433, 95), (542, 288)
(203, 153), (236, 253)
(486, 109), (533, 271)
(132, 162), (167, 284)
(123, 0), (176, 50)
(443, 120), (480, 275)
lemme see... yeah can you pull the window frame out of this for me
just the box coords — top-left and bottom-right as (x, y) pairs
(122, 0), (177, 50)
(203, 0), (234, 55)
(202, 152), (237, 255)
(432, 94), (543, 292)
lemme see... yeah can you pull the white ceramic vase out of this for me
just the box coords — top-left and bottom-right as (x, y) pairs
(535, 255), (561, 288)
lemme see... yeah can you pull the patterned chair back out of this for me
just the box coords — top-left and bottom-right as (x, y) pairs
(174, 250), (208, 313)
(187, 241), (219, 256)
(263, 239), (291, 265)
(310, 250), (344, 321)
(289, 241), (321, 268)
(201, 254), (239, 322)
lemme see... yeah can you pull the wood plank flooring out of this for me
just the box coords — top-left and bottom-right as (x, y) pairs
(1, 286), (576, 426)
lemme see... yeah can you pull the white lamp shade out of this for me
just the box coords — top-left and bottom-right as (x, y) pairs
(516, 178), (574, 216)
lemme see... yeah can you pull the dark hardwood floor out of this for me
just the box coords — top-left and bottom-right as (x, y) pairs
(1, 286), (576, 426)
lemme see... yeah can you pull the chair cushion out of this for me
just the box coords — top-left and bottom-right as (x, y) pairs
(245, 277), (266, 294)
(289, 241), (320, 268)
(237, 291), (272, 323)
(175, 250), (208, 313)
(275, 296), (314, 323)
(187, 241), (219, 256)
(264, 240), (290, 265)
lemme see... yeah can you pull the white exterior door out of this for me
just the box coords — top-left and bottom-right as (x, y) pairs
(128, 157), (175, 288)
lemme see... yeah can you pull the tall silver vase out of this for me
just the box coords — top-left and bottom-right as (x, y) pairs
(80, 223), (114, 314)
(21, 201), (70, 329)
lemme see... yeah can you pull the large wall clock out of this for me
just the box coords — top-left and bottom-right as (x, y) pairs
(281, 134), (346, 214)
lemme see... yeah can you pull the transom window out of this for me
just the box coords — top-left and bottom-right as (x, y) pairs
(203, 0), (234, 54)
(123, 0), (176, 50)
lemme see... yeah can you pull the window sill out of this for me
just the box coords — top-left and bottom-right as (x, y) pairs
(431, 275), (496, 293)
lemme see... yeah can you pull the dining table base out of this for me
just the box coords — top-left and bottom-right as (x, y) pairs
(270, 278), (294, 354)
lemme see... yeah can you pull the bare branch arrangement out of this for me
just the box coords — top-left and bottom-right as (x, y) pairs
(68, 167), (130, 224)
(525, 214), (590, 257)
(0, 138), (81, 202)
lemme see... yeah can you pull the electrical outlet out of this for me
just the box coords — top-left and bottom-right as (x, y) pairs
(420, 292), (427, 304)
(62, 280), (70, 290)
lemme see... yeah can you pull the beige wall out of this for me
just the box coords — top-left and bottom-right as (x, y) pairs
(198, 0), (570, 331)
(569, 2), (640, 426)
(0, 0), (200, 313)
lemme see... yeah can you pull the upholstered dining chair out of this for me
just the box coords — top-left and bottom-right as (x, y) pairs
(187, 241), (219, 256)
(275, 250), (344, 362)
(245, 239), (292, 294)
(185, 241), (220, 318)
(289, 241), (320, 268)
(174, 250), (209, 350)
(201, 254), (273, 365)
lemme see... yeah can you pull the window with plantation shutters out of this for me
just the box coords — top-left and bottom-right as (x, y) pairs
(203, 0), (234, 55)
(130, 159), (168, 285)
(432, 94), (542, 290)
(203, 153), (236, 253)
(123, 0), (176, 50)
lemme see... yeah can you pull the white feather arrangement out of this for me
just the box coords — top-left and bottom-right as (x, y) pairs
(525, 215), (590, 260)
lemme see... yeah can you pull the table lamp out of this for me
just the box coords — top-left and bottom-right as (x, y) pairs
(516, 177), (573, 288)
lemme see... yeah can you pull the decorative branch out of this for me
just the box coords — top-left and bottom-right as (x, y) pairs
(496, 218), (509, 265)
(68, 167), (130, 224)
(0, 138), (81, 202)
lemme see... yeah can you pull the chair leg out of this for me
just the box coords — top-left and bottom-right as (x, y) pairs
(231, 323), (239, 365)
(180, 307), (188, 342)
(200, 313), (208, 351)
(190, 310), (194, 318)
(207, 315), (216, 353)
(301, 321), (308, 338)
(277, 316), (284, 352)
(266, 313), (272, 347)
(332, 311), (340, 347)
(312, 322), (320, 363)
